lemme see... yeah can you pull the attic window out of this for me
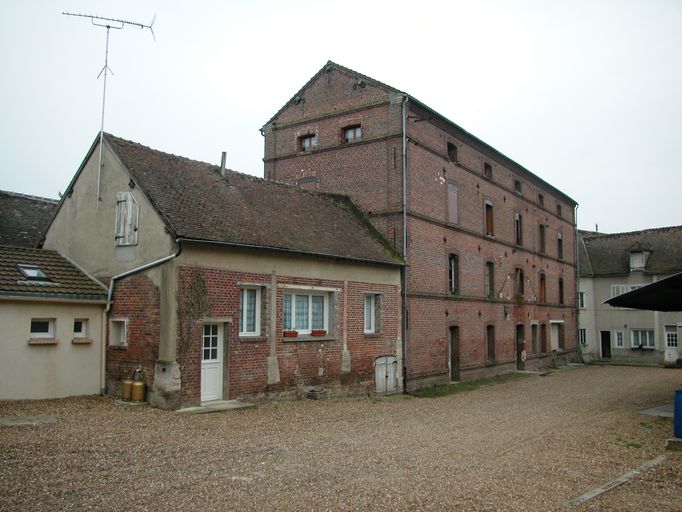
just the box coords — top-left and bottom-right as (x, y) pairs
(514, 180), (522, 195)
(17, 264), (49, 282)
(483, 162), (493, 179)
(343, 125), (362, 143)
(447, 142), (458, 162)
(630, 251), (648, 271)
(299, 134), (317, 152)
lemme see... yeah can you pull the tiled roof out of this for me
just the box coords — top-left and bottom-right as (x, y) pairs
(104, 134), (404, 266)
(578, 225), (682, 277)
(0, 190), (58, 247)
(0, 245), (108, 300)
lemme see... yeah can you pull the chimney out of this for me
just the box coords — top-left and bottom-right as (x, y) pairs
(220, 151), (227, 179)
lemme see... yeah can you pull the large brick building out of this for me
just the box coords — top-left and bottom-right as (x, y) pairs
(263, 61), (578, 389)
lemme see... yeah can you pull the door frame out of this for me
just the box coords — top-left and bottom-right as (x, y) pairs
(449, 325), (460, 381)
(201, 322), (225, 402)
(516, 324), (525, 370)
(600, 330), (612, 359)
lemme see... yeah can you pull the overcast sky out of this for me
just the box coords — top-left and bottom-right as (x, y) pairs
(1, 0), (680, 233)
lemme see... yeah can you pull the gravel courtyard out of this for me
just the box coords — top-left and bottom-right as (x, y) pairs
(1, 365), (680, 511)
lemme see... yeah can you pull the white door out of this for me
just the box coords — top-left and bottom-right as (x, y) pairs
(375, 356), (398, 395)
(201, 324), (223, 402)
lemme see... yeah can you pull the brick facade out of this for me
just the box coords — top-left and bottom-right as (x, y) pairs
(106, 274), (161, 395)
(263, 63), (578, 389)
(177, 266), (400, 404)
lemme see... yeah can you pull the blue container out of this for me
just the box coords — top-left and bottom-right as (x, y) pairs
(675, 390), (682, 439)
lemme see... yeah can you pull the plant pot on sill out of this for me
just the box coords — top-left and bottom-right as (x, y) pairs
(283, 330), (299, 338)
(311, 329), (327, 337)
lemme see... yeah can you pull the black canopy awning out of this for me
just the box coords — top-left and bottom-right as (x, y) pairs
(604, 272), (682, 311)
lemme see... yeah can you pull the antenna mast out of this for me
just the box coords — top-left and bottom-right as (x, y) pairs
(63, 12), (155, 210)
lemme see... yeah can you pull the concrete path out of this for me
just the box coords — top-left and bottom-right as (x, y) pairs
(176, 399), (255, 414)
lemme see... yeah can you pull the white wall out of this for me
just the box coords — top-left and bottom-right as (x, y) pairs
(0, 300), (104, 399)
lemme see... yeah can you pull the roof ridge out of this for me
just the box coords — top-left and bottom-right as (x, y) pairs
(0, 189), (58, 203)
(583, 224), (682, 241)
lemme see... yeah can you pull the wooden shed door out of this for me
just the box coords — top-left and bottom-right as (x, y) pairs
(375, 356), (398, 395)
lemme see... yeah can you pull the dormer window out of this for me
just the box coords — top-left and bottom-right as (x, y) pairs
(629, 251), (648, 271)
(17, 264), (49, 282)
(299, 134), (317, 152)
(343, 125), (362, 143)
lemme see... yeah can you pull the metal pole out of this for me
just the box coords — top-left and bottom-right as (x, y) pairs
(96, 25), (112, 211)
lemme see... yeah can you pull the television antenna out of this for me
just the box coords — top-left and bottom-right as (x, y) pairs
(63, 12), (155, 209)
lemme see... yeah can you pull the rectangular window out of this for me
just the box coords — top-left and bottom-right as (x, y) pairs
(540, 324), (547, 353)
(579, 328), (587, 346)
(514, 213), (523, 245)
(610, 284), (643, 298)
(485, 261), (495, 299)
(539, 274), (546, 303)
(629, 251), (647, 271)
(558, 323), (565, 350)
(515, 268), (524, 297)
(73, 319), (88, 338)
(343, 125), (361, 143)
(484, 201), (494, 236)
(30, 318), (54, 338)
(558, 278), (564, 305)
(202, 324), (219, 361)
(556, 203), (562, 217)
(539, 224), (546, 253)
(486, 325), (495, 362)
(615, 330), (624, 348)
(299, 134), (317, 152)
(448, 254), (459, 295)
(364, 294), (379, 334)
(483, 162), (493, 179)
(578, 291), (585, 309)
(665, 325), (678, 347)
(283, 292), (329, 334)
(17, 264), (49, 281)
(109, 319), (127, 347)
(447, 142), (458, 162)
(538, 194), (544, 207)
(631, 329), (655, 349)
(447, 183), (458, 224)
(115, 192), (139, 246)
(239, 287), (261, 336)
(514, 180), (522, 195)
(531, 324), (538, 353)
(557, 233), (563, 260)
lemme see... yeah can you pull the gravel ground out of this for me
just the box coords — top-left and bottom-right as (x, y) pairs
(1, 365), (680, 511)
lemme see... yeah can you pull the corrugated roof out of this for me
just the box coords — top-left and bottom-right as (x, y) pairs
(104, 134), (404, 266)
(579, 225), (682, 277)
(0, 245), (108, 300)
(0, 190), (57, 248)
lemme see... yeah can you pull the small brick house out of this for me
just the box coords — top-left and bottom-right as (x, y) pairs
(42, 133), (404, 408)
(262, 61), (579, 389)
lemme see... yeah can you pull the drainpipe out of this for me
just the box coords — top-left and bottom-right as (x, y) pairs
(401, 95), (409, 392)
(102, 241), (184, 393)
(574, 204), (582, 363)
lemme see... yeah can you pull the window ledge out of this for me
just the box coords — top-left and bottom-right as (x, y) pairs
(364, 333), (383, 339)
(28, 338), (59, 346)
(72, 338), (94, 345)
(109, 345), (128, 350)
(283, 335), (337, 343)
(239, 335), (267, 343)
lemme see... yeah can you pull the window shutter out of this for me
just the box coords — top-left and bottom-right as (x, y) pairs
(115, 192), (139, 246)
(448, 184), (458, 224)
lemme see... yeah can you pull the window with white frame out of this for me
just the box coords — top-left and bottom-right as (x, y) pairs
(629, 251), (648, 271)
(611, 284), (643, 298)
(579, 328), (587, 346)
(30, 318), (55, 338)
(364, 294), (379, 334)
(631, 329), (654, 349)
(73, 319), (88, 338)
(665, 325), (678, 347)
(115, 191), (139, 246)
(578, 291), (585, 309)
(615, 330), (625, 348)
(109, 319), (127, 347)
(239, 287), (261, 336)
(283, 291), (329, 334)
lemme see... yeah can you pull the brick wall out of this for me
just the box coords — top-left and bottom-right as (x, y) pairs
(106, 274), (160, 395)
(177, 266), (400, 404)
(264, 64), (578, 389)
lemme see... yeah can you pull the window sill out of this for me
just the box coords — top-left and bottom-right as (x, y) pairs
(239, 335), (267, 343)
(364, 332), (383, 339)
(72, 338), (94, 345)
(28, 338), (59, 345)
(282, 335), (337, 343)
(109, 344), (128, 350)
